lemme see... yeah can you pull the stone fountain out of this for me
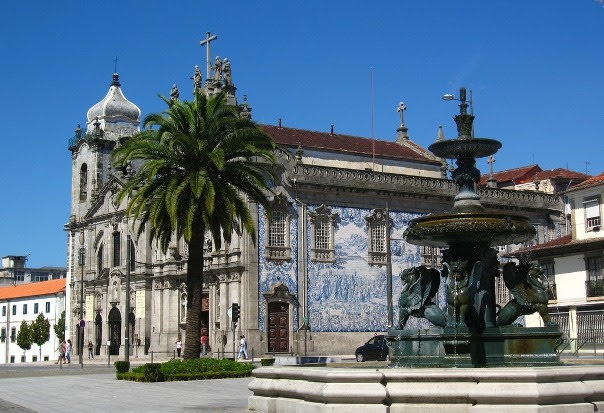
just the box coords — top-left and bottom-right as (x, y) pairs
(248, 88), (604, 412)
(389, 87), (560, 367)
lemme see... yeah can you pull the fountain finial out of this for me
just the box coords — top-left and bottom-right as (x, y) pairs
(454, 86), (474, 139)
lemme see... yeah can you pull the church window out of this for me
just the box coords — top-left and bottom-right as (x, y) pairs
(265, 195), (292, 261)
(309, 205), (338, 263)
(269, 211), (287, 247)
(584, 197), (601, 231)
(113, 232), (121, 267)
(97, 244), (104, 274)
(79, 163), (88, 201)
(366, 209), (389, 266)
(129, 238), (136, 272)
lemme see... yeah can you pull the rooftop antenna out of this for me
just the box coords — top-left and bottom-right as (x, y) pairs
(370, 67), (375, 171)
(113, 55), (118, 73)
(585, 161), (591, 174)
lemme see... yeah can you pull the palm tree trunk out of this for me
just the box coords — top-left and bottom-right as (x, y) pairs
(183, 224), (204, 359)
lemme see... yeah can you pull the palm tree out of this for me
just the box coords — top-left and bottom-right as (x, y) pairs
(113, 91), (275, 358)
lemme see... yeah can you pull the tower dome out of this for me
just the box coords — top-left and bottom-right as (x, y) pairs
(86, 73), (141, 139)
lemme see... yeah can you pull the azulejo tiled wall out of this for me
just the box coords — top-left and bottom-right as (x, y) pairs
(306, 205), (427, 332)
(257, 200), (450, 333)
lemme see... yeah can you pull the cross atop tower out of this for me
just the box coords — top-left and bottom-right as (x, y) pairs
(199, 31), (218, 83)
(113, 56), (119, 73)
(487, 155), (495, 177)
(397, 101), (406, 126)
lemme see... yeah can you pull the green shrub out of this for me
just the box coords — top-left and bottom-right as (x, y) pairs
(114, 361), (130, 373)
(117, 358), (255, 382)
(261, 358), (275, 366)
(143, 363), (164, 382)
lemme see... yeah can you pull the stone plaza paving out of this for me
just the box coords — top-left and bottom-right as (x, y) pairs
(0, 362), (252, 413)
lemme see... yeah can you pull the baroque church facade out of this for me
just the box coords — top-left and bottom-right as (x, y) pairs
(65, 53), (564, 357)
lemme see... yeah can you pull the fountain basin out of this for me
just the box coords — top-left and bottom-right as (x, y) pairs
(404, 211), (536, 247)
(429, 137), (502, 159)
(248, 364), (604, 412)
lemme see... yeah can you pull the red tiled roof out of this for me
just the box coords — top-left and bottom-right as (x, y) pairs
(0, 279), (65, 300)
(566, 172), (604, 193)
(533, 168), (591, 181)
(261, 124), (440, 165)
(479, 164), (541, 185)
(516, 234), (573, 253)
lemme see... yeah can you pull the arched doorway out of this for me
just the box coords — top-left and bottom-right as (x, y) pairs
(108, 307), (121, 355)
(268, 302), (289, 352)
(94, 313), (102, 356)
(264, 283), (296, 353)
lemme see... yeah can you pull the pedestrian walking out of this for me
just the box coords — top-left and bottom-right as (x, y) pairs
(175, 338), (182, 358)
(55, 340), (66, 366)
(237, 335), (248, 360)
(88, 340), (94, 359)
(65, 339), (72, 363)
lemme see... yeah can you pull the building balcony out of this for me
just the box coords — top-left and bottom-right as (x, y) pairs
(585, 280), (604, 298)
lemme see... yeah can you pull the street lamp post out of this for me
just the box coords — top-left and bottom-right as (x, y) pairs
(78, 245), (85, 369)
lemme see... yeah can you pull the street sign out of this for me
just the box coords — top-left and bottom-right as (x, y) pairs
(227, 306), (232, 319)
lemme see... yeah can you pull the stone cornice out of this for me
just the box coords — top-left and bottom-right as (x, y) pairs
(288, 164), (561, 212)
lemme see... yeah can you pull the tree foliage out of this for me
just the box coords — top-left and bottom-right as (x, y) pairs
(112, 91), (276, 358)
(54, 310), (66, 341)
(17, 320), (33, 351)
(31, 313), (51, 360)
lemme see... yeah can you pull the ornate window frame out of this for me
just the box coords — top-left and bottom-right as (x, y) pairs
(366, 208), (388, 266)
(265, 195), (292, 261)
(309, 204), (338, 263)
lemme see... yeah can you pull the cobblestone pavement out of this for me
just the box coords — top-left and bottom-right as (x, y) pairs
(0, 363), (252, 413)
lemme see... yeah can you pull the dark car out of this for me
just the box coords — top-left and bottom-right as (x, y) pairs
(355, 334), (389, 362)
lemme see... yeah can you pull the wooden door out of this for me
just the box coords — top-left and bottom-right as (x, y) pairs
(268, 302), (289, 353)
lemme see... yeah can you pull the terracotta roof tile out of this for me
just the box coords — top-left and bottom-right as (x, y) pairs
(261, 124), (441, 165)
(479, 164), (541, 185)
(532, 168), (591, 181)
(566, 172), (604, 192)
(0, 279), (65, 300)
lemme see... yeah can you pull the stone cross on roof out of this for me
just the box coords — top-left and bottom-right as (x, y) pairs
(397, 101), (406, 127)
(487, 155), (495, 177)
(199, 31), (218, 84)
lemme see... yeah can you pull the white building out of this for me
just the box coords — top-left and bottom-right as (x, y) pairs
(517, 172), (604, 352)
(0, 279), (66, 363)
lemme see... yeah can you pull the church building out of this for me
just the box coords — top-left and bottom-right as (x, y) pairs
(65, 45), (564, 357)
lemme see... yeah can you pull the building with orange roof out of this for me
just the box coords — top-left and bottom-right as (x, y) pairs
(1, 279), (66, 364)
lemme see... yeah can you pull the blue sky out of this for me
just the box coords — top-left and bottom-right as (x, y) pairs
(1, 1), (603, 267)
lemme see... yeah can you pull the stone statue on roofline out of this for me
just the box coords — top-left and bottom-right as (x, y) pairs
(223, 58), (232, 86)
(170, 84), (179, 102)
(192, 65), (202, 91)
(212, 56), (222, 83)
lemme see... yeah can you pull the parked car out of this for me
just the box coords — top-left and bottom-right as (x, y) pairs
(355, 334), (388, 362)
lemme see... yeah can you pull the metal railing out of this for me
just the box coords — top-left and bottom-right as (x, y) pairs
(585, 280), (604, 297)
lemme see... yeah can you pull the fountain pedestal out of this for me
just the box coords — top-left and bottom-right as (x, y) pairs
(389, 326), (561, 367)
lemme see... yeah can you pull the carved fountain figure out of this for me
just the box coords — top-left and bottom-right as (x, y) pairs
(388, 87), (561, 367)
